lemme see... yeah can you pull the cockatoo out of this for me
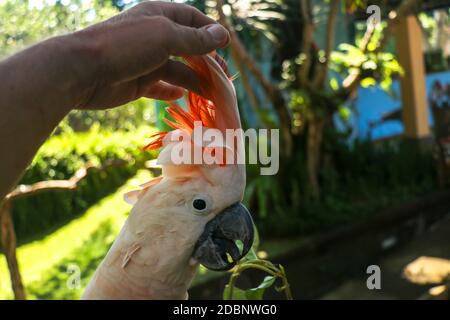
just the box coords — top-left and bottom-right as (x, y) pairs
(82, 53), (254, 300)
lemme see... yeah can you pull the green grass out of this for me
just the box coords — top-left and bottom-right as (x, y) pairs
(26, 220), (116, 299)
(0, 169), (153, 299)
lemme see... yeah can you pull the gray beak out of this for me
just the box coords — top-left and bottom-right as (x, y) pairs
(192, 203), (254, 271)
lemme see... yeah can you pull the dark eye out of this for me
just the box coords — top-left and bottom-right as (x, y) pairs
(193, 199), (207, 211)
(189, 195), (212, 215)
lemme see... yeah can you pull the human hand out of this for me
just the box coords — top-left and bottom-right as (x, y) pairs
(72, 1), (230, 109)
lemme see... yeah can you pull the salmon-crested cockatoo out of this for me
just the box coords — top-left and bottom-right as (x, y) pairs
(82, 53), (254, 299)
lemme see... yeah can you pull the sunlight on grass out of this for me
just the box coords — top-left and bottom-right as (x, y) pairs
(0, 169), (153, 299)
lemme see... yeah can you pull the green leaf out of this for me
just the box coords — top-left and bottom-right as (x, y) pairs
(338, 107), (352, 121)
(252, 226), (260, 252)
(329, 78), (339, 91)
(360, 77), (376, 88)
(223, 285), (248, 300)
(338, 43), (362, 55)
(223, 276), (276, 300)
(242, 248), (259, 262)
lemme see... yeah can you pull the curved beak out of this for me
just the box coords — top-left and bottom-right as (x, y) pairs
(192, 203), (254, 271)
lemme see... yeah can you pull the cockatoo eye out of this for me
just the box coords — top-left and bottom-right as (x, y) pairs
(190, 195), (211, 215)
(193, 199), (206, 210)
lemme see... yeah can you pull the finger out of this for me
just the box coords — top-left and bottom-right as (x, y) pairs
(156, 60), (202, 96)
(82, 80), (139, 109)
(139, 1), (216, 28)
(137, 59), (213, 99)
(144, 81), (185, 101)
(167, 22), (230, 56)
(103, 17), (228, 85)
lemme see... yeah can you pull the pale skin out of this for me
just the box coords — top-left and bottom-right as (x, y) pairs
(0, 1), (230, 201)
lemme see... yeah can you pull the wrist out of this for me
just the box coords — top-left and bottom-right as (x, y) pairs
(57, 30), (104, 110)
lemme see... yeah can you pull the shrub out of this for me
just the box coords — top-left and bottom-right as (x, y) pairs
(11, 125), (155, 242)
(246, 139), (437, 238)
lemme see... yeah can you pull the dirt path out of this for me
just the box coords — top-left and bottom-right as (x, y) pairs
(321, 214), (450, 299)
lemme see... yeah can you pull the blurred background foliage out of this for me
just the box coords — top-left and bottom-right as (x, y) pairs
(13, 125), (153, 241)
(0, 0), (448, 299)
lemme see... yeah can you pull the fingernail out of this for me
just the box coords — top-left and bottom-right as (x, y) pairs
(206, 24), (228, 44)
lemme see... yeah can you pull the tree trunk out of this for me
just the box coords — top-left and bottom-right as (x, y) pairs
(306, 117), (325, 200)
(298, 0), (314, 87)
(313, 0), (339, 88)
(0, 201), (26, 300)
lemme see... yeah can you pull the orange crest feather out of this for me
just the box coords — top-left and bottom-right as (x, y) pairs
(144, 53), (231, 151)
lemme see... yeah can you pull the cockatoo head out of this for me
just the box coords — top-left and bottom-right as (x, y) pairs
(124, 53), (254, 272)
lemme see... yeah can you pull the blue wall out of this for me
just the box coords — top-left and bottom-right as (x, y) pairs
(349, 70), (450, 140)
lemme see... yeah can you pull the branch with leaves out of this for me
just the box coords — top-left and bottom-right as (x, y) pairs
(223, 243), (292, 300)
(341, 0), (423, 94)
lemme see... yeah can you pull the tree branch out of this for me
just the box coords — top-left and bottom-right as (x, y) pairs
(313, 0), (340, 88)
(298, 0), (314, 87)
(341, 23), (375, 91)
(5, 159), (128, 201)
(0, 201), (26, 300)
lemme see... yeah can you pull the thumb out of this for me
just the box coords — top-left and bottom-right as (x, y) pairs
(169, 23), (230, 56)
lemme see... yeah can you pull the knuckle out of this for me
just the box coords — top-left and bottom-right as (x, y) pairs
(152, 15), (174, 34)
(134, 1), (170, 16)
(173, 2), (191, 11)
(134, 1), (155, 12)
(141, 15), (174, 38)
(141, 16), (175, 51)
(194, 28), (212, 50)
(131, 1), (163, 18)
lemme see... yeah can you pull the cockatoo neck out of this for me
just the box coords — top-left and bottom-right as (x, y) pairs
(82, 219), (200, 300)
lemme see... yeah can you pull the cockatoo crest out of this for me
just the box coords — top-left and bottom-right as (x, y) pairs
(125, 52), (245, 205)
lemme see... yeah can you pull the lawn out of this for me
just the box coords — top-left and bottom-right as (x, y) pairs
(0, 169), (153, 299)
